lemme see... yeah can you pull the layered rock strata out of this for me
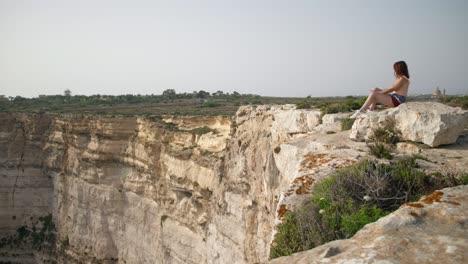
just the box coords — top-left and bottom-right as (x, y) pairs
(0, 114), (53, 263)
(0, 102), (466, 264)
(0, 108), (331, 263)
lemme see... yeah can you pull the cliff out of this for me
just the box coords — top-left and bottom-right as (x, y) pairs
(0, 102), (467, 263)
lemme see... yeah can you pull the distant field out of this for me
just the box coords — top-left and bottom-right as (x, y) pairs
(0, 94), (302, 116)
(0, 93), (466, 117)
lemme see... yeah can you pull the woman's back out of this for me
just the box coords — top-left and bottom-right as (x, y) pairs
(395, 76), (410, 96)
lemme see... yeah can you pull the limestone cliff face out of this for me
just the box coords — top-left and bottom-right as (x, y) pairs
(0, 114), (53, 240)
(0, 106), (343, 263)
(0, 114), (54, 263)
(0, 103), (466, 264)
(47, 115), (232, 263)
(0, 113), (232, 263)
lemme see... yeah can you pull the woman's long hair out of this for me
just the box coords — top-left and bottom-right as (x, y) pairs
(393, 61), (409, 79)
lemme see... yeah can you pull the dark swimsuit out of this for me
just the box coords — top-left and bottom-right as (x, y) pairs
(390, 93), (406, 107)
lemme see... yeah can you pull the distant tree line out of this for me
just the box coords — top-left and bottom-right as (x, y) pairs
(0, 89), (253, 107)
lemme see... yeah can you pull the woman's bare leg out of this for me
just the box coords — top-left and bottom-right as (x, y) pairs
(369, 88), (384, 110)
(360, 93), (394, 111)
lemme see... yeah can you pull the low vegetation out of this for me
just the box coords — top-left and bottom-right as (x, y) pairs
(0, 214), (56, 251)
(0, 90), (301, 117)
(295, 96), (367, 115)
(368, 142), (393, 159)
(367, 120), (401, 159)
(190, 126), (215, 135)
(3, 91), (464, 117)
(270, 157), (467, 259)
(157, 120), (215, 136)
(369, 121), (401, 144)
(340, 118), (355, 131)
(441, 95), (468, 109)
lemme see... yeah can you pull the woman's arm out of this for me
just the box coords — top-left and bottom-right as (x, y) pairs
(379, 78), (404, 94)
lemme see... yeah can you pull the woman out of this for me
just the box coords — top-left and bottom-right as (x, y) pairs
(350, 61), (410, 118)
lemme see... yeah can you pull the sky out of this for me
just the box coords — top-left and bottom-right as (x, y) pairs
(0, 0), (467, 98)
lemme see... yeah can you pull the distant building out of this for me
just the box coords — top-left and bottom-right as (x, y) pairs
(432, 87), (442, 99)
(431, 87), (448, 99)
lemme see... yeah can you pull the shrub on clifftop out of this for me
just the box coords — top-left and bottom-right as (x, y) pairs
(270, 157), (467, 259)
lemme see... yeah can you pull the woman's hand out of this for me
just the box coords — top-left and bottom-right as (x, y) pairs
(370, 87), (382, 94)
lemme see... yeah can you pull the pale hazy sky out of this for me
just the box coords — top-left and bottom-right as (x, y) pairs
(1, 0), (467, 98)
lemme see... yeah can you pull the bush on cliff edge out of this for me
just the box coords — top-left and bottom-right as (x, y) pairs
(270, 157), (467, 259)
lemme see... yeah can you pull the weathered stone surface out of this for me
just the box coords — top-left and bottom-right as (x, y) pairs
(270, 185), (468, 264)
(0, 114), (53, 237)
(313, 113), (351, 134)
(350, 102), (468, 147)
(0, 104), (466, 264)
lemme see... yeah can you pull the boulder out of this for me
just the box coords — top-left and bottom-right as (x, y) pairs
(271, 106), (321, 139)
(271, 185), (468, 264)
(350, 102), (468, 147)
(313, 113), (351, 134)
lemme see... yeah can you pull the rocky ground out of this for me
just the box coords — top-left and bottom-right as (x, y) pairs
(0, 102), (466, 264)
(270, 185), (468, 264)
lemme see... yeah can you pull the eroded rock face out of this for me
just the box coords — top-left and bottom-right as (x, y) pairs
(0, 114), (232, 263)
(49, 115), (231, 263)
(350, 102), (468, 147)
(0, 114), (53, 263)
(0, 102), (466, 264)
(206, 105), (327, 263)
(0, 107), (328, 263)
(270, 185), (468, 264)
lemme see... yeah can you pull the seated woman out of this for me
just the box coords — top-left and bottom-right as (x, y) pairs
(351, 61), (410, 118)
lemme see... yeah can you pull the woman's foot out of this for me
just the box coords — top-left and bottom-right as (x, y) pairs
(350, 110), (364, 119)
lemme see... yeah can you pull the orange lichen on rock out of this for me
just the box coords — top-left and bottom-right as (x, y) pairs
(420, 191), (444, 204)
(443, 200), (461, 206)
(403, 191), (460, 209)
(409, 211), (420, 217)
(291, 175), (315, 195)
(277, 204), (288, 219)
(402, 202), (424, 208)
(299, 153), (333, 172)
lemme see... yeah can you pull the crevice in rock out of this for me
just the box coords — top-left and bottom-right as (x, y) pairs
(12, 120), (27, 208)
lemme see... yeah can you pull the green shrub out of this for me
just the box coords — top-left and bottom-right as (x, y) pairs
(319, 97), (366, 115)
(296, 100), (314, 109)
(441, 95), (468, 109)
(201, 101), (221, 107)
(269, 203), (321, 259)
(341, 205), (389, 235)
(370, 121), (401, 144)
(270, 158), (466, 259)
(1, 214), (57, 251)
(340, 118), (355, 131)
(463, 173), (468, 185)
(368, 143), (393, 159)
(190, 126), (213, 135)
